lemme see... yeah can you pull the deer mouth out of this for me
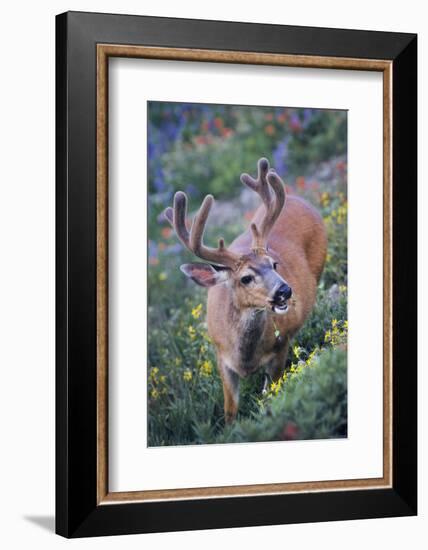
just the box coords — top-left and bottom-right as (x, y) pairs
(270, 299), (289, 315)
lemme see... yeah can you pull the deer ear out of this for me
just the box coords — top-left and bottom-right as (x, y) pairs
(180, 263), (231, 287)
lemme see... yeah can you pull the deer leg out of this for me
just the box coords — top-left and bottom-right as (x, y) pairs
(219, 362), (240, 424)
(263, 340), (290, 392)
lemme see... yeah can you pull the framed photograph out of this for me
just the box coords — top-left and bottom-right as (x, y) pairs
(56, 11), (417, 538)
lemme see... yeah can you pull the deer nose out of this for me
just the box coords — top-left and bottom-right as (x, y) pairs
(274, 283), (292, 302)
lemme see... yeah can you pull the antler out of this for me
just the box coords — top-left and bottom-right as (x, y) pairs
(164, 191), (241, 269)
(240, 158), (286, 252)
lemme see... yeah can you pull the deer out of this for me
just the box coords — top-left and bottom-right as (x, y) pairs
(164, 158), (327, 423)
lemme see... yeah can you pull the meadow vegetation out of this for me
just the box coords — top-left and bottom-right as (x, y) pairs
(147, 102), (347, 446)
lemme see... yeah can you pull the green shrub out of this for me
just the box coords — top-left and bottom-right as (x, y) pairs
(212, 347), (347, 444)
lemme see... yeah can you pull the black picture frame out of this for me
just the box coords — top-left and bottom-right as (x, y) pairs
(56, 11), (417, 538)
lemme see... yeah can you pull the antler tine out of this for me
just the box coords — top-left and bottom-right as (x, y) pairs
(164, 191), (240, 269)
(240, 158), (286, 251)
(260, 170), (286, 241)
(163, 191), (192, 250)
(240, 157), (272, 210)
(189, 194), (240, 268)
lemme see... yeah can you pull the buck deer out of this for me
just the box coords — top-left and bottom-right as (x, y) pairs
(164, 158), (327, 423)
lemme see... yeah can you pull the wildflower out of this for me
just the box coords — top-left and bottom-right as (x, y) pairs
(296, 176), (305, 191)
(195, 135), (207, 145)
(158, 272), (167, 281)
(270, 379), (282, 395)
(343, 320), (348, 329)
(320, 191), (330, 207)
(265, 124), (275, 136)
(336, 203), (347, 225)
(174, 357), (182, 367)
(188, 325), (196, 340)
(200, 360), (213, 377)
(339, 285), (347, 293)
(325, 330), (331, 343)
(191, 303), (203, 319)
(213, 117), (224, 129)
(149, 367), (159, 380)
(221, 127), (233, 138)
(290, 113), (302, 131)
(150, 388), (159, 400)
(200, 345), (207, 354)
(293, 345), (301, 359)
(183, 369), (193, 382)
(161, 227), (172, 239)
(336, 160), (346, 172)
(281, 421), (299, 440)
(332, 319), (338, 327)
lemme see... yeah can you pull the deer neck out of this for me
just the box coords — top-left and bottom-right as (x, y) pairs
(229, 301), (268, 370)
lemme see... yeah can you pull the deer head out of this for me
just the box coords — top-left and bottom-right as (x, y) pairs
(164, 158), (292, 314)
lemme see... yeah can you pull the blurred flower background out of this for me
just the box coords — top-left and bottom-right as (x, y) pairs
(147, 101), (348, 446)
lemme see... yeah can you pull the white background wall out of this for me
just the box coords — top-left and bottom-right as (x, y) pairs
(0, 1), (425, 548)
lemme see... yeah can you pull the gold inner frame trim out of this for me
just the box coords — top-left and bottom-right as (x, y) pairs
(96, 44), (393, 505)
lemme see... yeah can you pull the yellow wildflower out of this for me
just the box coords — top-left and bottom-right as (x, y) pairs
(188, 325), (196, 340)
(158, 272), (168, 281)
(293, 345), (300, 359)
(200, 360), (213, 377)
(183, 369), (193, 382)
(270, 379), (282, 395)
(191, 303), (203, 319)
(320, 191), (330, 207)
(150, 388), (159, 400)
(149, 367), (159, 380)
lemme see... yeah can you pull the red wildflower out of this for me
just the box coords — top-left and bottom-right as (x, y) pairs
(281, 422), (299, 441)
(161, 227), (172, 239)
(213, 117), (224, 129)
(296, 176), (306, 190)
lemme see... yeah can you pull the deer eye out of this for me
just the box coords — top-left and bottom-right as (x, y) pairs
(240, 275), (254, 285)
(273, 262), (278, 270)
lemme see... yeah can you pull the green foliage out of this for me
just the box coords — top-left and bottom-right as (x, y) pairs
(213, 347), (347, 444)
